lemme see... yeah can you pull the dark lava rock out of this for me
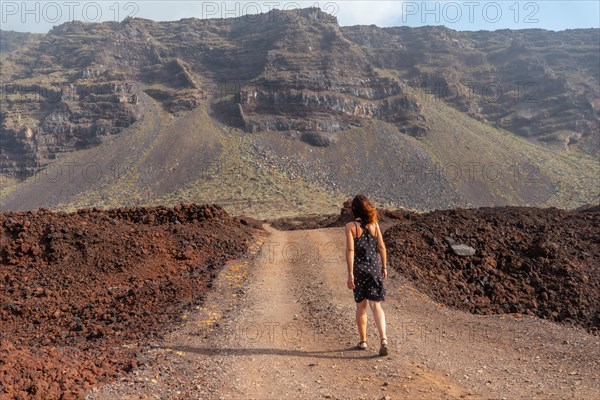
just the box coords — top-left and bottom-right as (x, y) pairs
(0, 203), (257, 398)
(384, 206), (600, 334)
(300, 131), (337, 147)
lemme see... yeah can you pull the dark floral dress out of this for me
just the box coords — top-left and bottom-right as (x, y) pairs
(352, 218), (386, 302)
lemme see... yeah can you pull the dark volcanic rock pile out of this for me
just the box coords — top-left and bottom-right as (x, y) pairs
(384, 206), (600, 334)
(0, 204), (257, 398)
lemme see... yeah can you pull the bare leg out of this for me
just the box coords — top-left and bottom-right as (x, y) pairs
(355, 299), (368, 342)
(368, 300), (387, 341)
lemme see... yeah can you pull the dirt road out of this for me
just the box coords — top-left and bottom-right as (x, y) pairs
(88, 225), (600, 399)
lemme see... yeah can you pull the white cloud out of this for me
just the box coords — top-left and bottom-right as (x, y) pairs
(184, 1), (405, 27)
(328, 1), (403, 27)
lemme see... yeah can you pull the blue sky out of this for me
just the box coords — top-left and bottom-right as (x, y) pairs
(1, 1), (599, 33)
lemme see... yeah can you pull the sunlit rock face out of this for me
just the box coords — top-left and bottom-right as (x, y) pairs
(1, 8), (598, 179)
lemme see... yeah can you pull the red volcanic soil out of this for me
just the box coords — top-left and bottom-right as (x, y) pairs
(0, 204), (258, 399)
(384, 206), (600, 334)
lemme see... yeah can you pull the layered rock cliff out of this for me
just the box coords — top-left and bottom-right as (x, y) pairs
(341, 25), (599, 153)
(1, 8), (598, 180)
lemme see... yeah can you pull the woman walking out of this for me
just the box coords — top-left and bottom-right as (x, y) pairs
(344, 194), (389, 356)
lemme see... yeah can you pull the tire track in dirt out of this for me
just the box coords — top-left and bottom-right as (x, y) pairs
(88, 225), (600, 399)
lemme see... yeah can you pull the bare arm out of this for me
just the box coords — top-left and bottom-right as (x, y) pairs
(344, 223), (356, 289)
(376, 222), (387, 279)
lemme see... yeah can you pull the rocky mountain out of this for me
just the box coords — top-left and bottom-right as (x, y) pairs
(342, 25), (600, 153)
(0, 8), (598, 216)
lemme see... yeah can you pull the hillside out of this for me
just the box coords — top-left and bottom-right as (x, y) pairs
(1, 8), (599, 216)
(342, 25), (600, 155)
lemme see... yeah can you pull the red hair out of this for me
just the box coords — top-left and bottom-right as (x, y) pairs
(351, 194), (378, 224)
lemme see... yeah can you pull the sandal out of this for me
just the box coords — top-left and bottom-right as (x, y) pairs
(379, 338), (389, 356)
(356, 340), (368, 350)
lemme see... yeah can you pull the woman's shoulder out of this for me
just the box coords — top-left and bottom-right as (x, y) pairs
(345, 220), (359, 228)
(364, 221), (379, 235)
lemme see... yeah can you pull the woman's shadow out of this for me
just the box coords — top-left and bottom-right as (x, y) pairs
(156, 344), (381, 360)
